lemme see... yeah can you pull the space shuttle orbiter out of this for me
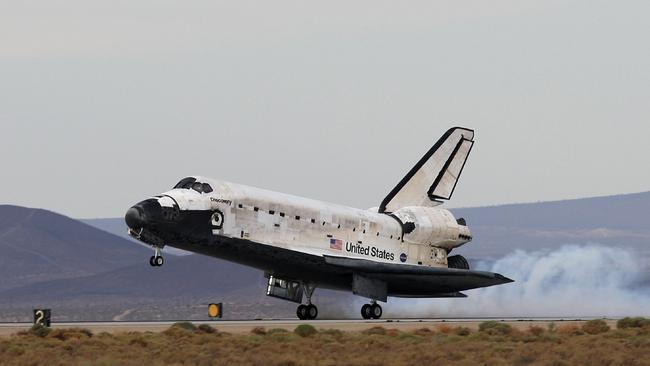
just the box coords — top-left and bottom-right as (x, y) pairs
(125, 127), (512, 320)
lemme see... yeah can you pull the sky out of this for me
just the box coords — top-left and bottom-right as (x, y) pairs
(1, 0), (649, 218)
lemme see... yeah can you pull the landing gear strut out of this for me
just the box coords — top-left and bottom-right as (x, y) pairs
(296, 283), (318, 320)
(149, 246), (164, 267)
(361, 301), (382, 319)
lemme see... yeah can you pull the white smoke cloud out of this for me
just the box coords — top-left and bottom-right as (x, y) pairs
(384, 244), (650, 318)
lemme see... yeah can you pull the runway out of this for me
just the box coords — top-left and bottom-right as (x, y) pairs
(0, 317), (618, 336)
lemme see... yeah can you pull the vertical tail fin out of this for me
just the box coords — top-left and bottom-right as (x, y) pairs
(379, 127), (474, 213)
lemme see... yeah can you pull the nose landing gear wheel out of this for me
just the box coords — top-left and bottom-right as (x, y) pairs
(149, 246), (164, 267)
(149, 255), (164, 267)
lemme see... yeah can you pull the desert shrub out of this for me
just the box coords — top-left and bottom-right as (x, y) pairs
(557, 324), (583, 336)
(163, 327), (194, 338)
(528, 326), (545, 336)
(129, 337), (148, 347)
(397, 332), (420, 341)
(413, 328), (433, 336)
(582, 319), (610, 335)
(6, 345), (25, 356)
(46, 328), (93, 341)
(29, 324), (51, 338)
(478, 321), (513, 335)
(197, 324), (217, 334)
(79, 328), (93, 337)
(617, 317), (650, 329)
(267, 328), (289, 334)
(320, 328), (343, 337)
(453, 327), (471, 336)
(437, 324), (453, 334)
(171, 322), (196, 331)
(294, 324), (317, 337)
(362, 326), (387, 336)
(385, 329), (401, 337)
(251, 327), (267, 335)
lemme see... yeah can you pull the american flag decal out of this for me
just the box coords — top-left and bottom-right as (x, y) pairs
(329, 238), (342, 250)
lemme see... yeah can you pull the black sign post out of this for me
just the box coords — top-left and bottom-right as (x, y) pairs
(33, 309), (51, 327)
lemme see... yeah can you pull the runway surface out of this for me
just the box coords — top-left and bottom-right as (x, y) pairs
(0, 318), (618, 336)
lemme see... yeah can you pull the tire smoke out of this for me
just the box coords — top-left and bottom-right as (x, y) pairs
(385, 244), (650, 318)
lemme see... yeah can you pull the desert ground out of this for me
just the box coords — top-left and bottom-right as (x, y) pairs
(1, 318), (649, 366)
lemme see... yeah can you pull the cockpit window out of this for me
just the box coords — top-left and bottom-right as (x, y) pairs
(191, 182), (204, 193)
(174, 177), (213, 194)
(174, 177), (196, 189)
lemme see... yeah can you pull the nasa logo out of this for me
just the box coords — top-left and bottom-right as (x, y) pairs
(400, 253), (407, 262)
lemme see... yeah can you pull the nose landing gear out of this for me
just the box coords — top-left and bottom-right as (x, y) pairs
(149, 246), (164, 267)
(361, 301), (382, 319)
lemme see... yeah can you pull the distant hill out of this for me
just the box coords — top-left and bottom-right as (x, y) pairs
(451, 191), (650, 262)
(0, 205), (150, 291)
(81, 218), (134, 243)
(0, 254), (259, 303)
(455, 191), (650, 230)
(0, 253), (352, 321)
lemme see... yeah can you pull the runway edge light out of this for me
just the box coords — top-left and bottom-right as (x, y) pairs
(208, 303), (223, 319)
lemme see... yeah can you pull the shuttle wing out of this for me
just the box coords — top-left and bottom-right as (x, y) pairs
(379, 127), (474, 213)
(324, 255), (512, 295)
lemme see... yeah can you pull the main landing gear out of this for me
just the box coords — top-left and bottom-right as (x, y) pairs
(149, 246), (164, 267)
(296, 283), (318, 320)
(361, 301), (382, 319)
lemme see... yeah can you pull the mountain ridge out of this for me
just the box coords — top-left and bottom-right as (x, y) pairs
(0, 205), (150, 292)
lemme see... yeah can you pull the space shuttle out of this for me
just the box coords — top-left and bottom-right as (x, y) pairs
(125, 127), (512, 320)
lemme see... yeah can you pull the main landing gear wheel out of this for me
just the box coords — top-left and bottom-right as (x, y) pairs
(361, 303), (382, 319)
(296, 304), (318, 320)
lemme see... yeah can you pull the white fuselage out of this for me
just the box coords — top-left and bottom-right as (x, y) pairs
(158, 176), (472, 268)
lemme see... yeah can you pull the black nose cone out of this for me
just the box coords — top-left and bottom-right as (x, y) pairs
(125, 206), (144, 229)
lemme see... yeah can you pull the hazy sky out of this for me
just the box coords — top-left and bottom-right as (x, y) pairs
(1, 1), (649, 218)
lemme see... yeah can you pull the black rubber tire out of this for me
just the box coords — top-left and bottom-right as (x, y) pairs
(447, 255), (470, 270)
(307, 304), (318, 320)
(361, 304), (372, 319)
(149, 256), (156, 267)
(154, 256), (164, 267)
(296, 305), (307, 320)
(370, 304), (382, 319)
